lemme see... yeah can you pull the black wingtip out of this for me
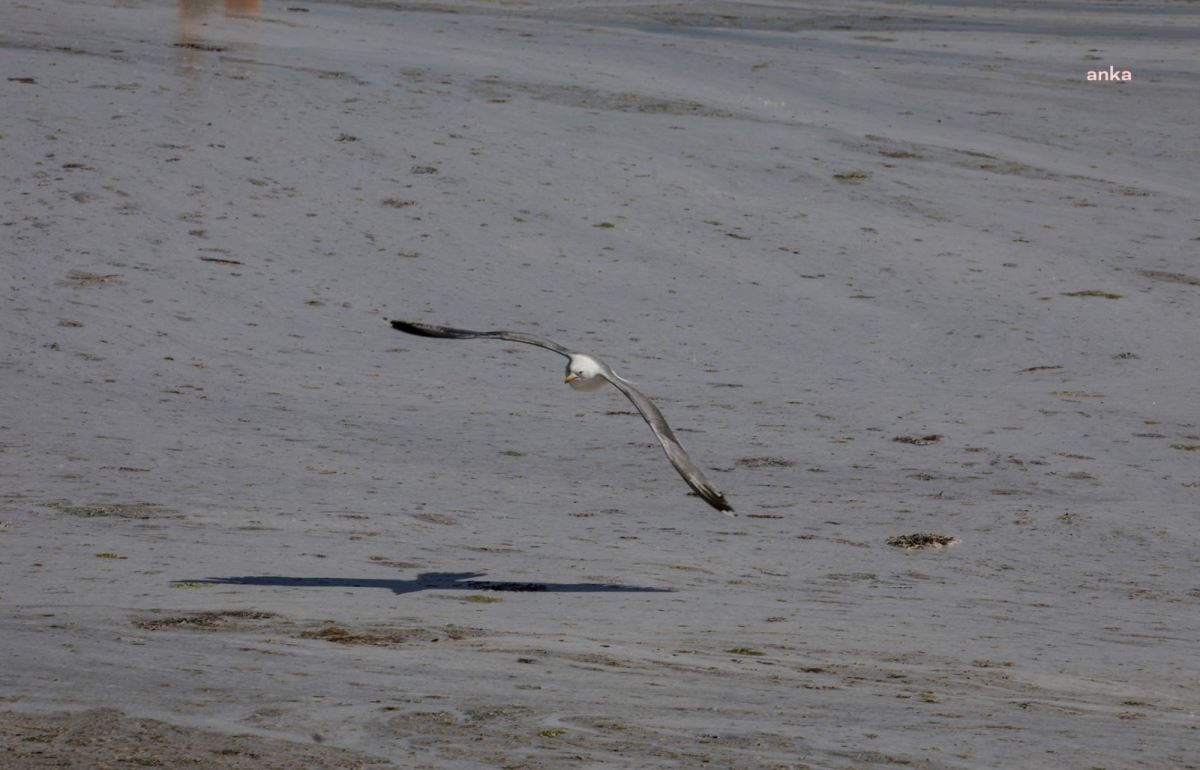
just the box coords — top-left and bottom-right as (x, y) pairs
(689, 484), (734, 515)
(705, 492), (735, 516)
(390, 319), (443, 337)
(389, 319), (480, 340)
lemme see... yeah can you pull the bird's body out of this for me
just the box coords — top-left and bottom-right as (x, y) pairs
(389, 320), (734, 514)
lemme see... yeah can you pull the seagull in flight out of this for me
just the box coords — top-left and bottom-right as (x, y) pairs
(389, 319), (734, 515)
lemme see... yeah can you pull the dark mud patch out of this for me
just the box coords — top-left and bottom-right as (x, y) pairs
(411, 511), (457, 526)
(299, 625), (438, 645)
(1137, 269), (1200, 286)
(736, 457), (796, 468)
(833, 169), (870, 183)
(472, 78), (735, 118)
(46, 500), (166, 519)
(1061, 290), (1122, 299)
(886, 533), (960, 550)
(173, 41), (227, 52)
(893, 434), (942, 446)
(300, 624), (487, 645)
(58, 271), (123, 287)
(385, 703), (535, 738)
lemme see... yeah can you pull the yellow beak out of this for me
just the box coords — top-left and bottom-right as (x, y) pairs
(564, 373), (577, 384)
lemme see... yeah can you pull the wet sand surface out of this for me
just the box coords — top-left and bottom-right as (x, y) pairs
(2, 1), (1199, 767)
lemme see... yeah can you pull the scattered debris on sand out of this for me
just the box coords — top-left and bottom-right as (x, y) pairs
(133, 610), (276, 631)
(0, 709), (394, 769)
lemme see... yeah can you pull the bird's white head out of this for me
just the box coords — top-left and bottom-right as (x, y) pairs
(564, 354), (607, 391)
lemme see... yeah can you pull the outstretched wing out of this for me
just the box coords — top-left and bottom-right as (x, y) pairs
(598, 370), (735, 515)
(390, 319), (572, 359)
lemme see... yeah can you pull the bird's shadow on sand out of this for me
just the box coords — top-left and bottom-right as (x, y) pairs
(185, 571), (674, 596)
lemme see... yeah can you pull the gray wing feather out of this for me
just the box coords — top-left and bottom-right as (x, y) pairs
(390, 320), (572, 358)
(598, 371), (734, 515)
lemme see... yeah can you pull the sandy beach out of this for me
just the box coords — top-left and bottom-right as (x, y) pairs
(2, 0), (1199, 767)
